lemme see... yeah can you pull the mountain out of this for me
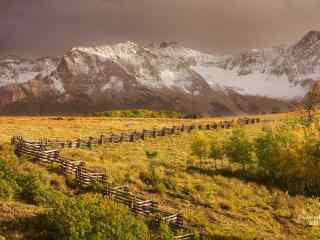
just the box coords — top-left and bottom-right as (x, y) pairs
(0, 31), (319, 115)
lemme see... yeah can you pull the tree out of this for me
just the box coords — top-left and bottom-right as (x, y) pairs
(209, 138), (224, 169)
(225, 128), (254, 170)
(145, 150), (159, 186)
(159, 223), (174, 240)
(303, 80), (320, 124)
(191, 133), (210, 162)
(37, 194), (150, 240)
(255, 129), (279, 180)
(255, 124), (307, 193)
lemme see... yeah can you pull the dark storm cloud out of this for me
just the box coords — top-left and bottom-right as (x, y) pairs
(1, 0), (320, 57)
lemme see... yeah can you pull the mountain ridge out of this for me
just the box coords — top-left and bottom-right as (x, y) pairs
(0, 32), (319, 115)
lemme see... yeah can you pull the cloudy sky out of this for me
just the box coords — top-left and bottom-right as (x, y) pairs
(1, 0), (320, 57)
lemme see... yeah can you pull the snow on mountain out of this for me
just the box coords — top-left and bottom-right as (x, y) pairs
(0, 56), (58, 87)
(191, 42), (317, 100)
(68, 37), (317, 100)
(67, 41), (212, 93)
(193, 65), (306, 99)
(0, 32), (320, 114)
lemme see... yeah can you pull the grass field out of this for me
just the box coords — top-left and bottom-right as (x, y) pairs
(0, 113), (319, 239)
(0, 113), (288, 142)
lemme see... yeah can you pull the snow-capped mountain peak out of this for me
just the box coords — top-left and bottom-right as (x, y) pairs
(293, 30), (320, 50)
(0, 31), (319, 115)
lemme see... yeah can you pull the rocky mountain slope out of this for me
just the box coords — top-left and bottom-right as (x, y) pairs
(0, 31), (319, 115)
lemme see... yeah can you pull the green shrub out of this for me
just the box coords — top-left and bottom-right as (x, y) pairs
(0, 158), (14, 181)
(16, 172), (64, 206)
(209, 137), (224, 169)
(255, 129), (279, 180)
(0, 158), (17, 200)
(256, 125), (303, 190)
(95, 109), (182, 118)
(0, 179), (15, 200)
(225, 128), (255, 170)
(159, 223), (174, 240)
(305, 139), (320, 194)
(255, 121), (320, 195)
(191, 133), (210, 161)
(37, 194), (150, 240)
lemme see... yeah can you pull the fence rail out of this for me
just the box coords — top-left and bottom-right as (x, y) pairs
(11, 117), (263, 239)
(19, 118), (261, 150)
(12, 137), (195, 239)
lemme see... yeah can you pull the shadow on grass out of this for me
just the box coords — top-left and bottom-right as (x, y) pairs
(186, 165), (290, 195)
(0, 215), (42, 240)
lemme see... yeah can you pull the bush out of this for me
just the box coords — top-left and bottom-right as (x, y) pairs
(139, 151), (161, 188)
(159, 223), (174, 240)
(0, 158), (18, 200)
(255, 125), (305, 192)
(0, 179), (15, 200)
(16, 172), (64, 206)
(209, 137), (224, 169)
(255, 119), (320, 195)
(95, 109), (183, 119)
(37, 194), (150, 240)
(191, 133), (210, 160)
(225, 128), (255, 170)
(305, 139), (320, 195)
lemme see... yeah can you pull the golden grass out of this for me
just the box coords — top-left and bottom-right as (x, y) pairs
(0, 112), (289, 142)
(58, 122), (319, 240)
(1, 112), (318, 239)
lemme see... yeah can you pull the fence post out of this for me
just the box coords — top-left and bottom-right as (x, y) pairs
(101, 174), (107, 184)
(88, 137), (93, 149)
(131, 195), (137, 214)
(120, 133), (124, 142)
(76, 139), (81, 148)
(99, 135), (104, 144)
(14, 139), (22, 157)
(130, 133), (134, 142)
(53, 151), (59, 163)
(130, 194), (134, 212)
(177, 214), (183, 227)
(161, 128), (166, 136)
(141, 130), (145, 140)
(37, 144), (45, 162)
(11, 136), (15, 145)
(76, 162), (86, 186)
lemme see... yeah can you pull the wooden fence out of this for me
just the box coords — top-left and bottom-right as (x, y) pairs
(24, 117), (261, 150)
(12, 137), (194, 239)
(11, 117), (263, 239)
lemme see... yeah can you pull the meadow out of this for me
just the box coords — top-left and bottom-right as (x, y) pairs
(0, 112), (319, 239)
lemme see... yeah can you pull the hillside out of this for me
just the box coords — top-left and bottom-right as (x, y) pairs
(2, 32), (320, 115)
(0, 114), (319, 239)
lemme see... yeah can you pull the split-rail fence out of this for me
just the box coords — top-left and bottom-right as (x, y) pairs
(11, 117), (262, 239)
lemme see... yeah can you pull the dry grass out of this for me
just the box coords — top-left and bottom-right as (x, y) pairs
(0, 113), (288, 142)
(59, 122), (320, 239)
(1, 112), (318, 239)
